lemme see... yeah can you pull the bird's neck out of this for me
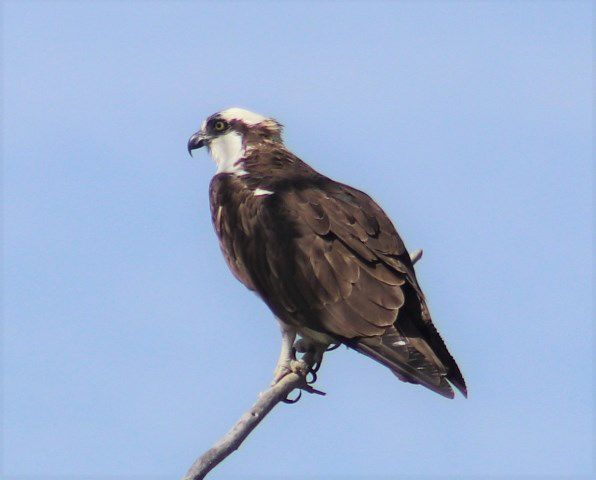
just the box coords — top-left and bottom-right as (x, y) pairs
(209, 131), (248, 175)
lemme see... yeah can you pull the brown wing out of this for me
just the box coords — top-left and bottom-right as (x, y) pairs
(252, 179), (466, 398)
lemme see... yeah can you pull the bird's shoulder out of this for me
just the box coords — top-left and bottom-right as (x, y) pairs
(269, 175), (412, 271)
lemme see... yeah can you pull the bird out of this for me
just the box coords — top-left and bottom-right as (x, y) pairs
(188, 108), (467, 399)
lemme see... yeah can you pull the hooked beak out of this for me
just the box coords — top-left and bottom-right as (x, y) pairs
(187, 131), (207, 156)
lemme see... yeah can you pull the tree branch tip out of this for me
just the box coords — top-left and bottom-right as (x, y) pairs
(410, 248), (423, 265)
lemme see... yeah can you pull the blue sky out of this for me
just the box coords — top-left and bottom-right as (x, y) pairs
(2, 1), (593, 478)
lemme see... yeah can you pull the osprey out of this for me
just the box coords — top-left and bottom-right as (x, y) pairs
(188, 108), (467, 398)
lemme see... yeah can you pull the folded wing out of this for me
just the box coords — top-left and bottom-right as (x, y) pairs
(251, 179), (466, 398)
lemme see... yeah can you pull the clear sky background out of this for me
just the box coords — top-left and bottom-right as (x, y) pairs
(2, 1), (593, 479)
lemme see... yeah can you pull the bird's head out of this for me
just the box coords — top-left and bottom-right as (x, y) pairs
(188, 108), (283, 174)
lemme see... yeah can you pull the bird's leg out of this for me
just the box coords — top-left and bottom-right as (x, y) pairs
(271, 321), (300, 385)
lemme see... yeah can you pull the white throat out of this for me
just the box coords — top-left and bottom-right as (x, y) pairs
(208, 131), (248, 175)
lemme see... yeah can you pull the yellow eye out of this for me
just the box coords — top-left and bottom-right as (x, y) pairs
(214, 120), (227, 132)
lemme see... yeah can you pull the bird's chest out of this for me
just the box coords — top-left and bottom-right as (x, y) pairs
(210, 176), (266, 241)
(209, 174), (279, 289)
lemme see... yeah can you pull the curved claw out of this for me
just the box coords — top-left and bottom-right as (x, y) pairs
(310, 360), (321, 374)
(282, 389), (302, 404)
(306, 369), (318, 385)
(326, 342), (341, 352)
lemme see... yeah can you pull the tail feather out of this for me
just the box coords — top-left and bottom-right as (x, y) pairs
(348, 326), (466, 399)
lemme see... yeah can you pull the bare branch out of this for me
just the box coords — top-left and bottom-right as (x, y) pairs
(182, 371), (315, 480)
(410, 248), (423, 265)
(183, 248), (424, 480)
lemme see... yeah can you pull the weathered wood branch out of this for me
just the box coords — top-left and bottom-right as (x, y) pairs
(410, 248), (423, 265)
(182, 249), (423, 480)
